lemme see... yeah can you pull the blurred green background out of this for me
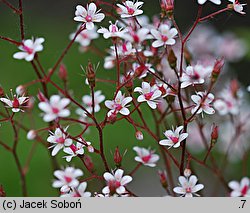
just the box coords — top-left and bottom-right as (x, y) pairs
(0, 0), (250, 196)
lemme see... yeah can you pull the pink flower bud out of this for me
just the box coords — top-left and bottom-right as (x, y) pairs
(87, 145), (94, 153)
(27, 130), (37, 140)
(158, 170), (168, 188)
(84, 155), (94, 172)
(135, 130), (143, 141)
(184, 168), (192, 178)
(211, 124), (219, 141)
(16, 85), (26, 96)
(37, 90), (47, 102)
(114, 146), (122, 167)
(212, 58), (224, 82)
(58, 64), (68, 81)
(230, 79), (239, 98)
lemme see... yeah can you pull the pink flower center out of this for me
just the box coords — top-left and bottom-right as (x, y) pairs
(144, 92), (154, 100)
(23, 45), (33, 54)
(241, 185), (248, 196)
(169, 136), (179, 144)
(161, 35), (169, 42)
(114, 103), (123, 111)
(85, 15), (92, 22)
(186, 187), (192, 193)
(70, 144), (77, 153)
(111, 25), (118, 33)
(122, 43), (128, 52)
(192, 72), (200, 80)
(132, 34), (140, 43)
(52, 107), (60, 114)
(12, 98), (20, 108)
(80, 33), (88, 39)
(126, 6), (135, 15)
(158, 85), (166, 96)
(108, 180), (121, 193)
(55, 137), (65, 144)
(64, 176), (72, 183)
(142, 154), (151, 163)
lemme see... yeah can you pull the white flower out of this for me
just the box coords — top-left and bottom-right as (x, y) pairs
(74, 3), (105, 30)
(105, 91), (132, 117)
(81, 90), (105, 113)
(13, 37), (44, 61)
(38, 95), (70, 122)
(134, 82), (162, 109)
(70, 26), (99, 47)
(228, 0), (246, 15)
(173, 175), (204, 197)
(151, 24), (178, 48)
(191, 91), (215, 115)
(159, 126), (188, 149)
(102, 169), (132, 195)
(133, 146), (159, 167)
(228, 177), (250, 197)
(117, 1), (144, 18)
(47, 127), (73, 156)
(61, 182), (91, 197)
(63, 142), (84, 162)
(123, 28), (152, 44)
(97, 21), (127, 39)
(197, 0), (221, 5)
(180, 65), (212, 88)
(132, 63), (155, 79)
(52, 167), (83, 193)
(0, 94), (28, 113)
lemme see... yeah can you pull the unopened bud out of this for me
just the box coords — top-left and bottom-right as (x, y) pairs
(37, 90), (47, 102)
(107, 112), (117, 124)
(27, 130), (37, 140)
(135, 130), (143, 141)
(86, 61), (96, 88)
(211, 124), (219, 145)
(212, 59), (224, 82)
(161, 0), (174, 18)
(16, 85), (26, 96)
(167, 49), (177, 69)
(184, 168), (192, 178)
(0, 185), (6, 197)
(58, 64), (68, 82)
(230, 79), (239, 98)
(158, 170), (168, 189)
(114, 146), (122, 167)
(84, 155), (94, 172)
(0, 86), (5, 97)
(87, 145), (94, 153)
(135, 64), (147, 77)
(184, 48), (192, 65)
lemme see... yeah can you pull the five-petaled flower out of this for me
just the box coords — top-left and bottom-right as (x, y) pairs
(197, 0), (221, 5)
(173, 174), (204, 197)
(0, 93), (29, 113)
(134, 82), (162, 109)
(191, 91), (215, 115)
(159, 126), (188, 149)
(74, 3), (105, 30)
(52, 167), (83, 193)
(180, 65), (212, 88)
(47, 127), (73, 156)
(13, 37), (44, 61)
(228, 0), (246, 15)
(133, 146), (160, 167)
(38, 95), (70, 122)
(117, 1), (144, 18)
(228, 177), (250, 197)
(102, 169), (132, 195)
(97, 21), (127, 39)
(61, 182), (91, 197)
(81, 90), (105, 113)
(105, 91), (132, 117)
(151, 24), (178, 48)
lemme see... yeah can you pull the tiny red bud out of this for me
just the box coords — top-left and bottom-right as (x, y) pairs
(167, 49), (177, 69)
(84, 155), (94, 172)
(230, 79), (239, 98)
(86, 61), (96, 88)
(158, 170), (168, 189)
(0, 86), (5, 97)
(114, 146), (122, 167)
(107, 112), (117, 124)
(37, 90), (47, 102)
(0, 185), (6, 197)
(212, 59), (224, 82)
(184, 168), (192, 178)
(58, 64), (68, 81)
(161, 0), (174, 18)
(211, 124), (219, 145)
(135, 130), (143, 141)
(135, 64), (147, 77)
